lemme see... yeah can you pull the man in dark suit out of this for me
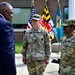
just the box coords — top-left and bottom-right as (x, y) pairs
(0, 2), (16, 75)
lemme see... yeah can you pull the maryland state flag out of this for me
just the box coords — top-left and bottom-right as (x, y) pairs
(54, 2), (65, 42)
(40, 4), (54, 39)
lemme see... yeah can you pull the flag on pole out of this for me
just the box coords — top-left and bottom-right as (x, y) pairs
(40, 4), (54, 39)
(27, 5), (36, 29)
(54, 2), (65, 42)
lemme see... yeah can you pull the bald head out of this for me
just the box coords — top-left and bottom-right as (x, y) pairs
(0, 2), (13, 13)
(0, 2), (13, 21)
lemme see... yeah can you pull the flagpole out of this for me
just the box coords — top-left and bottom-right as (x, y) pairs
(58, 0), (60, 5)
(32, 0), (34, 5)
(58, 0), (59, 3)
(45, 0), (48, 4)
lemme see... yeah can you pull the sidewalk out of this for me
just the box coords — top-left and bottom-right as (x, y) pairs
(15, 52), (60, 75)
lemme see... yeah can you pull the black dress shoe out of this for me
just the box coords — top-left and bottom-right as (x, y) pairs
(51, 59), (60, 64)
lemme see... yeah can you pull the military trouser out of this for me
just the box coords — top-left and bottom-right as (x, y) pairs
(60, 73), (75, 75)
(60, 67), (75, 75)
(26, 58), (46, 75)
(60, 71), (75, 75)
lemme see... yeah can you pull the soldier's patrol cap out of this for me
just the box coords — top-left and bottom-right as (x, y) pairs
(32, 14), (41, 21)
(62, 20), (75, 26)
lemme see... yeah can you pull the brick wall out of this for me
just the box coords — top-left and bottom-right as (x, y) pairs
(0, 0), (10, 3)
(14, 32), (24, 42)
(0, 0), (67, 20)
(14, 29), (25, 42)
(34, 0), (66, 20)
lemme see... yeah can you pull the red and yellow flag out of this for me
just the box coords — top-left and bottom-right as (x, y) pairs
(40, 5), (54, 39)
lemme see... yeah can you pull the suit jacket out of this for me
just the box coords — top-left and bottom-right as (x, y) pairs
(0, 14), (16, 75)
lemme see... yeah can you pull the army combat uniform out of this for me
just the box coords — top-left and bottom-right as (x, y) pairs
(60, 35), (75, 75)
(22, 26), (50, 75)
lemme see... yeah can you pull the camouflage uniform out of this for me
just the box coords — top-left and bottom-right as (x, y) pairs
(60, 35), (75, 75)
(22, 26), (50, 75)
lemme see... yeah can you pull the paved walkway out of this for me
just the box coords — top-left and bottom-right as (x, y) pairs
(15, 52), (60, 75)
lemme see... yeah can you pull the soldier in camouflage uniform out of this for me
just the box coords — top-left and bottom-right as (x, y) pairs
(60, 20), (75, 75)
(22, 14), (50, 75)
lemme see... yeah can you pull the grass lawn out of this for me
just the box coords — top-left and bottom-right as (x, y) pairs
(15, 42), (23, 53)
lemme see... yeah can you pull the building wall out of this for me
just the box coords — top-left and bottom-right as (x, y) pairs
(0, 0), (68, 20)
(0, 0), (68, 42)
(34, 0), (67, 20)
(0, 0), (10, 3)
(14, 31), (24, 42)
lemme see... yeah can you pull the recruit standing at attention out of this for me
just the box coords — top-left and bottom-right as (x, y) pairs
(22, 14), (50, 75)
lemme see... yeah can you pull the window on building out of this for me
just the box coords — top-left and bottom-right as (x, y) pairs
(63, 6), (68, 21)
(11, 8), (31, 29)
